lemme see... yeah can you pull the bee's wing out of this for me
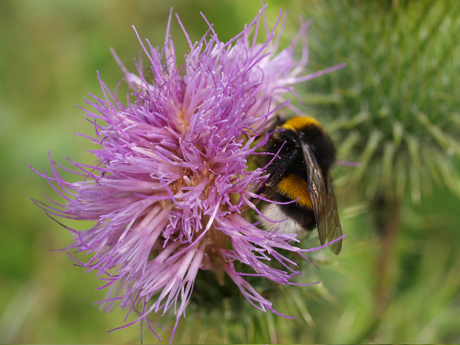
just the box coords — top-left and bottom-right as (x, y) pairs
(300, 141), (343, 255)
(323, 170), (343, 254)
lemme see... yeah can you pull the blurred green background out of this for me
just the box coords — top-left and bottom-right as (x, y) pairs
(1, 0), (460, 343)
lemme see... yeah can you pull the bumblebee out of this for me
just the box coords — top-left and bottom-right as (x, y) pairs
(257, 116), (343, 254)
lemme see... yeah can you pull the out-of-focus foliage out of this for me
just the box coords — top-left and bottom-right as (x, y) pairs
(1, 0), (460, 343)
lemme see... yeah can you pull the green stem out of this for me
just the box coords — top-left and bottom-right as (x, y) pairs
(374, 198), (401, 317)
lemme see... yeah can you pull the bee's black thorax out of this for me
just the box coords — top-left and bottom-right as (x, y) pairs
(265, 122), (336, 181)
(295, 123), (336, 173)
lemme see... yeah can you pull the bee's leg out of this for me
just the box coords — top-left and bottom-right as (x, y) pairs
(250, 149), (297, 205)
(264, 150), (297, 187)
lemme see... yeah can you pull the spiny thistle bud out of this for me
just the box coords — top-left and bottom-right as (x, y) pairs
(304, 1), (460, 204)
(296, 1), (460, 327)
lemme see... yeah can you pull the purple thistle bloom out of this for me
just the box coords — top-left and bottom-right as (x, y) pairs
(32, 7), (345, 343)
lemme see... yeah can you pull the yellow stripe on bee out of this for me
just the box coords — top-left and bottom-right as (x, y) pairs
(278, 174), (312, 209)
(282, 116), (321, 132)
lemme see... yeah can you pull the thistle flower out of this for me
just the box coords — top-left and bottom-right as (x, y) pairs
(32, 8), (344, 342)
